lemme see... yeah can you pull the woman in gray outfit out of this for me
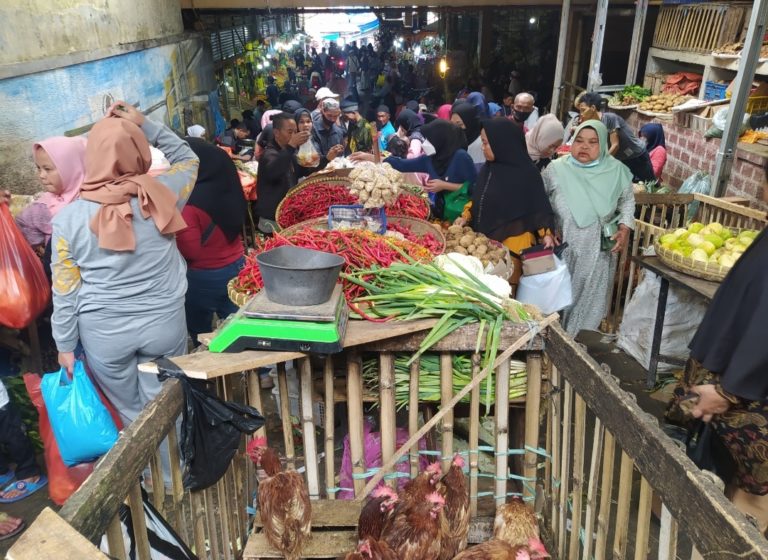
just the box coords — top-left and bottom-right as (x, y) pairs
(51, 102), (199, 428)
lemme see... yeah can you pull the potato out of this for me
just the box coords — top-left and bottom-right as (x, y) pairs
(467, 244), (477, 253)
(463, 227), (473, 233)
(459, 234), (474, 248)
(447, 224), (463, 235)
(454, 246), (468, 255)
(475, 245), (488, 256)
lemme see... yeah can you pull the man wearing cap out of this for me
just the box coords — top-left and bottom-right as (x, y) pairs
(376, 105), (396, 152)
(312, 98), (346, 159)
(311, 87), (339, 122)
(340, 99), (373, 155)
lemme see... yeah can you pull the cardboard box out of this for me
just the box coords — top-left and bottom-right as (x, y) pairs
(522, 250), (556, 276)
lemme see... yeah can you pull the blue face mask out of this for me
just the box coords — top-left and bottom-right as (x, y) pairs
(569, 156), (600, 168)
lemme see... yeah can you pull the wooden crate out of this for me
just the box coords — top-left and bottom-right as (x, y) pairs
(652, 3), (749, 54)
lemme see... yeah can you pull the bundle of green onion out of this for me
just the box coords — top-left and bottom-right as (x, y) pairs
(362, 354), (527, 410)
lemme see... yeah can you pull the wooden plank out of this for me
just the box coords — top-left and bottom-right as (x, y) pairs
(347, 352), (366, 498)
(546, 324), (768, 559)
(408, 358), (420, 479)
(594, 431), (616, 560)
(379, 352), (397, 489)
(494, 358), (511, 507)
(128, 481), (152, 560)
(468, 353), (481, 517)
(59, 379), (183, 542)
(567, 395), (586, 560)
(523, 353), (542, 500)
(582, 419), (604, 560)
(144, 319), (439, 379)
(105, 514), (127, 560)
(613, 452), (634, 559)
(633, 477), (653, 560)
(323, 357), (336, 500)
(243, 530), (357, 559)
(190, 491), (207, 560)
(440, 352), (454, 473)
(557, 380), (573, 560)
(7, 507), (110, 560)
(253, 499), (361, 528)
(299, 357), (321, 499)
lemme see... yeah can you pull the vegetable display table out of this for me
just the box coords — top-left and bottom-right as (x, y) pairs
(632, 255), (719, 387)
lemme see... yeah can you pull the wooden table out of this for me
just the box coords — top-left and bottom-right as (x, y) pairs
(632, 256), (720, 387)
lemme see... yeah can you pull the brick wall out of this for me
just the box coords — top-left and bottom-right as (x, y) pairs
(625, 112), (767, 212)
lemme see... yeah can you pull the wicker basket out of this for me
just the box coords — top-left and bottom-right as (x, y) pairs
(227, 277), (256, 307)
(280, 215), (446, 254)
(654, 241), (729, 282)
(276, 177), (354, 229)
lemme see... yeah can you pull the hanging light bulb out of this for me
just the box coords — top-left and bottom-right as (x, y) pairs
(438, 57), (448, 79)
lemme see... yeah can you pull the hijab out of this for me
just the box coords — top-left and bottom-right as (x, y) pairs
(261, 109), (281, 130)
(526, 114), (565, 162)
(640, 123), (665, 152)
(282, 100), (303, 113)
(471, 118), (554, 243)
(436, 104), (452, 120)
(549, 120), (632, 228)
(466, 91), (489, 118)
(34, 136), (87, 217)
(186, 124), (206, 138)
(421, 119), (468, 177)
(185, 137), (246, 242)
(395, 109), (422, 136)
(80, 118), (187, 251)
(451, 101), (482, 145)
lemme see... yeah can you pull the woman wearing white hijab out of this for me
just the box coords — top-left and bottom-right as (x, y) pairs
(186, 124), (206, 138)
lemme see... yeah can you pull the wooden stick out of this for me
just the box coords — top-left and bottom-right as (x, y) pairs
(246, 370), (265, 440)
(379, 352), (397, 488)
(219, 377), (242, 555)
(523, 352), (542, 500)
(299, 357), (320, 499)
(408, 358), (420, 479)
(358, 315), (556, 499)
(106, 514), (127, 560)
(216, 477), (233, 560)
(582, 418), (604, 560)
(557, 380), (573, 560)
(469, 353), (481, 517)
(567, 394), (587, 560)
(594, 431), (616, 559)
(547, 365), (561, 546)
(203, 488), (221, 560)
(658, 503), (679, 560)
(149, 450), (165, 515)
(166, 428), (187, 541)
(128, 481), (151, 560)
(633, 477), (653, 560)
(440, 352), (454, 473)
(347, 352), (366, 497)
(324, 357), (336, 500)
(612, 451), (634, 558)
(277, 362), (296, 470)
(494, 357), (511, 507)
(190, 491), (207, 560)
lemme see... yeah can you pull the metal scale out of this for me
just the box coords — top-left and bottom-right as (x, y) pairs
(208, 284), (348, 354)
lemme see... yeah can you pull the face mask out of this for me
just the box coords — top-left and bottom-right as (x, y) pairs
(514, 109), (533, 122)
(569, 156), (600, 168)
(422, 139), (436, 156)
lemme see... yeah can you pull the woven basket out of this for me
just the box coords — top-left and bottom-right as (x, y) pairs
(654, 241), (729, 282)
(387, 191), (431, 221)
(280, 215), (446, 254)
(276, 177), (354, 229)
(227, 278), (256, 307)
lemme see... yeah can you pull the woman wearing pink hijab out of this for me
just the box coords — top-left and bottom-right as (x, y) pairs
(15, 137), (87, 252)
(436, 104), (452, 120)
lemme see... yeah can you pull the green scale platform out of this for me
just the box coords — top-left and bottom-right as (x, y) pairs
(208, 284), (348, 354)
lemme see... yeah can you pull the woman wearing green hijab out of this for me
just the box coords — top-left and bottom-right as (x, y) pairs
(543, 119), (635, 336)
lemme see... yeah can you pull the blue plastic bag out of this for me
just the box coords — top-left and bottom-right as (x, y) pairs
(41, 361), (119, 466)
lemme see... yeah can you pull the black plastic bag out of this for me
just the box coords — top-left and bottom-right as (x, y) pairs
(686, 420), (736, 484)
(100, 488), (198, 559)
(156, 358), (265, 491)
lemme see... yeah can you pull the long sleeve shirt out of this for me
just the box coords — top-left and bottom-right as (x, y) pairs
(649, 146), (667, 179)
(51, 119), (199, 353)
(255, 140), (298, 221)
(176, 205), (244, 270)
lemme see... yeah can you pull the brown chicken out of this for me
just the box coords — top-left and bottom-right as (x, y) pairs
(494, 498), (548, 554)
(400, 461), (443, 508)
(358, 485), (399, 541)
(248, 437), (311, 560)
(344, 536), (398, 560)
(382, 491), (445, 560)
(452, 539), (550, 559)
(438, 454), (470, 559)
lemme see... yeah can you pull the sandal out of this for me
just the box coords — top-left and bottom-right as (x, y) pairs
(0, 471), (14, 487)
(0, 513), (25, 541)
(0, 475), (48, 503)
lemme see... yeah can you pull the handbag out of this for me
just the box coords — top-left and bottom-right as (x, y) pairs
(685, 420), (737, 483)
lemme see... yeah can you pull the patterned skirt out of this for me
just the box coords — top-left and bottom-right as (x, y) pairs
(667, 359), (768, 496)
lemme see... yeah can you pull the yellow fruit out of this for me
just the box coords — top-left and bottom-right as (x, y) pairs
(699, 241), (716, 256)
(687, 222), (705, 234)
(704, 234), (724, 249)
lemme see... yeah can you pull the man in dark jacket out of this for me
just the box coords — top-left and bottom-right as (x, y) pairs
(312, 98), (346, 159)
(255, 112), (310, 233)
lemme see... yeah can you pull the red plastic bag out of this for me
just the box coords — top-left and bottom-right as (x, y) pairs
(23, 368), (122, 505)
(0, 204), (50, 328)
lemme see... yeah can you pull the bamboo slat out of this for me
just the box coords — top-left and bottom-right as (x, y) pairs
(299, 357), (321, 499)
(149, 450), (165, 515)
(633, 477), (653, 560)
(582, 419), (604, 560)
(523, 353), (542, 500)
(346, 352), (366, 498)
(469, 353), (481, 517)
(612, 452), (634, 558)
(547, 365), (561, 549)
(441, 352), (454, 473)
(408, 359), (420, 479)
(277, 363), (296, 470)
(594, 431), (616, 560)
(166, 428), (187, 542)
(557, 380), (573, 560)
(217, 478), (234, 560)
(190, 491), (207, 560)
(495, 358), (511, 506)
(567, 395), (587, 560)
(128, 481), (151, 560)
(204, 488), (221, 560)
(106, 514), (127, 560)
(379, 352), (397, 489)
(324, 357), (336, 500)
(658, 503), (679, 560)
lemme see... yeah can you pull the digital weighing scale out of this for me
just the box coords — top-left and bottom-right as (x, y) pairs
(208, 284), (348, 354)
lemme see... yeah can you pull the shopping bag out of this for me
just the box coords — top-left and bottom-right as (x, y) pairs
(0, 204), (50, 328)
(41, 361), (119, 466)
(155, 358), (265, 491)
(516, 256), (573, 315)
(100, 488), (197, 559)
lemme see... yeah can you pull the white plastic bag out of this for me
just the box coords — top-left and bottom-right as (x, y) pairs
(617, 272), (708, 374)
(297, 139), (320, 168)
(516, 256), (572, 315)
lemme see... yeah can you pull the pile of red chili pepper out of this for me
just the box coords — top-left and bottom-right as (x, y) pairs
(277, 183), (431, 228)
(386, 223), (443, 254)
(234, 228), (433, 315)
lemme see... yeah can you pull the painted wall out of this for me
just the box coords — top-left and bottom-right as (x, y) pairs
(0, 0), (183, 67)
(0, 36), (216, 196)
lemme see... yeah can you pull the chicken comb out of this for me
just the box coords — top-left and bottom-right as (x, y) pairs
(426, 462), (442, 475)
(527, 537), (550, 557)
(426, 491), (445, 505)
(371, 485), (397, 500)
(452, 454), (465, 468)
(246, 437), (267, 455)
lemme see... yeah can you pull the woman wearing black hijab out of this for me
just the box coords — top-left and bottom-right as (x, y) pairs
(450, 101), (485, 165)
(456, 118), (555, 256)
(177, 137), (247, 345)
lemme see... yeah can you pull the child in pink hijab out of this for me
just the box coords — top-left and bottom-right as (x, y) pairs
(16, 137), (87, 251)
